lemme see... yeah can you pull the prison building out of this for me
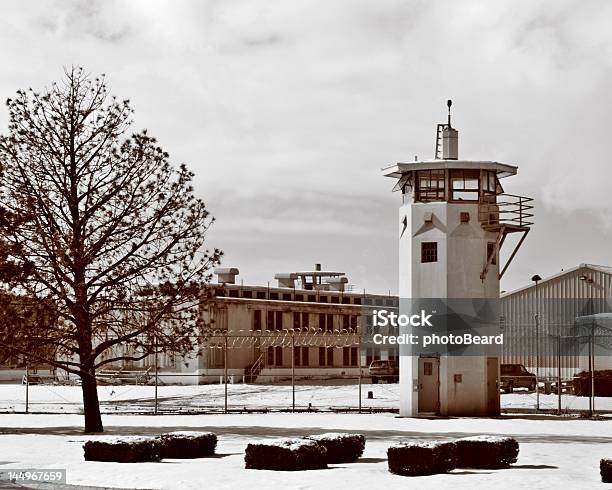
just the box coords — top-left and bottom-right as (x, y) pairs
(197, 266), (398, 384)
(501, 263), (612, 377)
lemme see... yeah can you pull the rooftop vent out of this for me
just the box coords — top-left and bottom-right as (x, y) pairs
(214, 267), (239, 284)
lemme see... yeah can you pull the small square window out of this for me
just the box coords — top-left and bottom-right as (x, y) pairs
(424, 362), (433, 376)
(421, 242), (438, 263)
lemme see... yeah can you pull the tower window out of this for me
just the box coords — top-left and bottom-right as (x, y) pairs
(416, 169), (445, 202)
(450, 169), (479, 201)
(421, 242), (438, 263)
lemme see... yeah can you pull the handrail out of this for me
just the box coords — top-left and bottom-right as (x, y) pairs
(248, 353), (264, 379)
(479, 193), (534, 228)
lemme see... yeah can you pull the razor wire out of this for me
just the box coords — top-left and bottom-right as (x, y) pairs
(200, 327), (361, 349)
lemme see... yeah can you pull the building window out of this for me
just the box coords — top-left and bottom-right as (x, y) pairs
(342, 315), (358, 331)
(307, 294), (316, 302)
(343, 347), (358, 367)
(242, 290), (252, 298)
(319, 313), (334, 332)
(365, 348), (380, 366)
(229, 289), (239, 297)
(269, 292), (278, 300)
(421, 242), (438, 263)
(267, 346), (274, 366)
(318, 347), (334, 366)
(481, 170), (503, 196)
(293, 312), (300, 329)
(294, 347), (309, 366)
(487, 242), (497, 265)
(275, 346), (283, 366)
(416, 169), (445, 202)
(253, 310), (261, 330)
(267, 311), (283, 330)
(450, 169), (479, 201)
(423, 361), (433, 376)
(295, 294), (304, 301)
(256, 291), (266, 299)
(353, 297), (361, 305)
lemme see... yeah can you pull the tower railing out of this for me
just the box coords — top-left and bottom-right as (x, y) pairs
(479, 193), (534, 230)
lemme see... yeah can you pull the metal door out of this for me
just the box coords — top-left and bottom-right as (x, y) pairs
(486, 357), (501, 415)
(418, 357), (440, 413)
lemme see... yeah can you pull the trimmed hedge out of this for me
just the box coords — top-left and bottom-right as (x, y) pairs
(387, 441), (456, 476)
(453, 436), (519, 469)
(601, 459), (612, 483)
(83, 437), (161, 463)
(156, 431), (217, 459)
(245, 438), (327, 471)
(306, 433), (365, 463)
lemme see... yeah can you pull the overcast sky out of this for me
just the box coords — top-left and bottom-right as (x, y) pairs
(1, 0), (611, 294)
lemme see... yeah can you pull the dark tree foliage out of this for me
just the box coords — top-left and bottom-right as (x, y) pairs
(0, 67), (221, 432)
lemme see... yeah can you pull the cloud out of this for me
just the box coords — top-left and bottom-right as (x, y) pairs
(1, 0), (611, 293)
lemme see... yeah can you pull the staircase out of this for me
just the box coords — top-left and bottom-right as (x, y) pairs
(244, 353), (264, 383)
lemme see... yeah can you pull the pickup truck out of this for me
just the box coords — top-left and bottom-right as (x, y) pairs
(500, 363), (536, 393)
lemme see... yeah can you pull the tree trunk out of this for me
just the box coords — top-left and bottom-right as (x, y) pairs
(81, 369), (103, 433)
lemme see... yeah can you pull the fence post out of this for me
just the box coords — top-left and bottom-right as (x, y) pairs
(25, 362), (29, 414)
(588, 330), (592, 417)
(224, 333), (228, 414)
(591, 325), (595, 414)
(358, 335), (362, 414)
(291, 331), (295, 412)
(557, 334), (561, 413)
(154, 337), (158, 415)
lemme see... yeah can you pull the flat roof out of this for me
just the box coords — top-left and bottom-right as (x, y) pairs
(381, 160), (518, 179)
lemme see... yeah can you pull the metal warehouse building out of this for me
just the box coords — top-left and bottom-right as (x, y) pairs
(501, 263), (612, 378)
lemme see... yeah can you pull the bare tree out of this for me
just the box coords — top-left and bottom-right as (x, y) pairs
(0, 67), (221, 432)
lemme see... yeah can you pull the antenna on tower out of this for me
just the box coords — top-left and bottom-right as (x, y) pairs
(447, 99), (452, 128)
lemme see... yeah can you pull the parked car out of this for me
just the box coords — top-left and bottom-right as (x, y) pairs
(500, 364), (536, 393)
(369, 360), (399, 384)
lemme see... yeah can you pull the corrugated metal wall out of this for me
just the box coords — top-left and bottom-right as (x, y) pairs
(501, 265), (612, 377)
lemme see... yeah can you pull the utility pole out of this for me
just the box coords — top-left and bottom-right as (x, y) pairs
(531, 274), (542, 412)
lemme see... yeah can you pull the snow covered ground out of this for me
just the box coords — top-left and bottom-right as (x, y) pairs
(1, 383), (611, 414)
(0, 413), (610, 489)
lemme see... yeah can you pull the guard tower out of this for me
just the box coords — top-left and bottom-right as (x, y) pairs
(382, 101), (533, 416)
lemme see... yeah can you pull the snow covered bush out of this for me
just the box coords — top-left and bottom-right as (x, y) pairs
(306, 433), (365, 463)
(453, 436), (519, 468)
(245, 438), (327, 471)
(83, 437), (161, 463)
(387, 441), (456, 476)
(156, 431), (217, 459)
(601, 459), (612, 483)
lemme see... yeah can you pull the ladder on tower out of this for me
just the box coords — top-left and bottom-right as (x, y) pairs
(434, 123), (446, 159)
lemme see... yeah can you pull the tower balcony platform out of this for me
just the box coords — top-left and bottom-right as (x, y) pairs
(479, 193), (534, 232)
